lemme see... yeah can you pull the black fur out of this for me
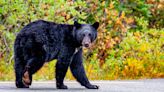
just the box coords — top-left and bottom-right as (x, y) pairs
(14, 20), (99, 89)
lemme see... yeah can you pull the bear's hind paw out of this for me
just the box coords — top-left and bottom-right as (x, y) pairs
(22, 71), (32, 86)
(56, 84), (68, 89)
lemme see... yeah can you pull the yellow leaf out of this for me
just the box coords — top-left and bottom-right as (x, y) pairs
(109, 2), (114, 9)
(120, 12), (125, 19)
(102, 1), (105, 6)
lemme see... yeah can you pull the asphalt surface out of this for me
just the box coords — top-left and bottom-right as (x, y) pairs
(0, 79), (163, 92)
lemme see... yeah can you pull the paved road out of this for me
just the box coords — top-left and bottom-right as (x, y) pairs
(0, 79), (163, 92)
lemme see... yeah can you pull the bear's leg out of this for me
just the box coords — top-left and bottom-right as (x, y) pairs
(56, 47), (75, 89)
(22, 57), (45, 87)
(15, 58), (28, 88)
(56, 61), (70, 89)
(70, 48), (99, 89)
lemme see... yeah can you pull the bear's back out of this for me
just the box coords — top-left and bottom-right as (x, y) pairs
(20, 20), (54, 33)
(15, 20), (75, 47)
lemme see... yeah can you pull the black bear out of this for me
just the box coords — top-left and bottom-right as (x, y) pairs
(14, 20), (99, 89)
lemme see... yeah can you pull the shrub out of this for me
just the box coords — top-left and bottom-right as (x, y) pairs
(0, 0), (163, 80)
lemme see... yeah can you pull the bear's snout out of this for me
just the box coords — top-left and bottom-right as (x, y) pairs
(82, 36), (91, 48)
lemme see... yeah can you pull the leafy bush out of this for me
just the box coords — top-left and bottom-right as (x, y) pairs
(0, 0), (163, 80)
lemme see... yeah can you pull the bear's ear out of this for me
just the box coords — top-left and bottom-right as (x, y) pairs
(74, 21), (81, 29)
(92, 22), (99, 30)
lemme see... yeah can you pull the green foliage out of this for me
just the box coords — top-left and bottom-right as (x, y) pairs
(0, 0), (163, 80)
(85, 29), (164, 80)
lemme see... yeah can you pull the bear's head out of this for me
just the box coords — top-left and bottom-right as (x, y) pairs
(73, 21), (99, 48)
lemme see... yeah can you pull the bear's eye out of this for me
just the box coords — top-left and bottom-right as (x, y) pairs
(88, 33), (91, 37)
(82, 34), (85, 37)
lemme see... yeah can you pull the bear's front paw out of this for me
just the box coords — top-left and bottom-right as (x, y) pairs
(85, 84), (99, 89)
(57, 84), (68, 89)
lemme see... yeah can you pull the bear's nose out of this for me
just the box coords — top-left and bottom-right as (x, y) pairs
(84, 43), (89, 47)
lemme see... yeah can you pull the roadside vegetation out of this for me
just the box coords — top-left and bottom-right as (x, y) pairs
(0, 0), (163, 80)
